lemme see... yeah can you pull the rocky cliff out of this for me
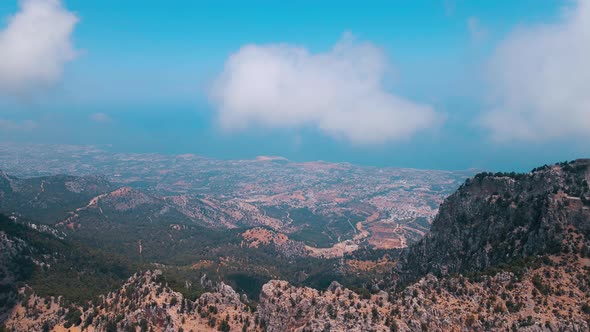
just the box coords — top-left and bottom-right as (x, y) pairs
(397, 159), (590, 284)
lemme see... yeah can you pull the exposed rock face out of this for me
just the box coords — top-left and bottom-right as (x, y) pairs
(259, 279), (392, 332)
(258, 261), (590, 331)
(398, 159), (590, 285)
(2, 160), (590, 331)
(5, 260), (590, 331)
(5, 270), (259, 332)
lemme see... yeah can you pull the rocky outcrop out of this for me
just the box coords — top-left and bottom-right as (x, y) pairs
(5, 258), (590, 331)
(257, 261), (590, 331)
(4, 270), (259, 332)
(397, 159), (590, 285)
(259, 279), (393, 332)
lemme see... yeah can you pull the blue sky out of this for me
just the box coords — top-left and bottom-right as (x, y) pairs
(1, 0), (588, 171)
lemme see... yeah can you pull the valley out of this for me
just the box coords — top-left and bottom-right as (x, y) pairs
(1, 146), (589, 331)
(0, 160), (590, 331)
(0, 143), (472, 255)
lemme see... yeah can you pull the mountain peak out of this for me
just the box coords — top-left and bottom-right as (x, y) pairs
(397, 160), (590, 286)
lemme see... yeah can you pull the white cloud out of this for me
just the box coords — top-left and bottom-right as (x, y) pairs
(467, 17), (488, 43)
(90, 112), (112, 123)
(0, 118), (37, 131)
(482, 0), (590, 141)
(210, 34), (439, 145)
(0, 0), (78, 94)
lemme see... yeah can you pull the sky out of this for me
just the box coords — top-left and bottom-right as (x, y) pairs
(0, 0), (589, 171)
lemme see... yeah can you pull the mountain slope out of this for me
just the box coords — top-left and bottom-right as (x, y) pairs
(0, 171), (232, 229)
(396, 160), (590, 284)
(2, 160), (590, 331)
(257, 160), (590, 331)
(6, 259), (589, 331)
(0, 171), (113, 224)
(0, 214), (134, 322)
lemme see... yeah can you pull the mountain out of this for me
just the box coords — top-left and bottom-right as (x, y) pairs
(0, 214), (134, 323)
(0, 171), (356, 296)
(2, 160), (590, 331)
(0, 174), (221, 263)
(0, 143), (475, 253)
(396, 159), (590, 285)
(4, 269), (253, 332)
(0, 170), (113, 224)
(254, 160), (590, 331)
(0, 172), (228, 229)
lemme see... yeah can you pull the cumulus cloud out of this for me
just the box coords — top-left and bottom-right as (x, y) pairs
(482, 0), (590, 141)
(0, 0), (78, 94)
(210, 34), (439, 145)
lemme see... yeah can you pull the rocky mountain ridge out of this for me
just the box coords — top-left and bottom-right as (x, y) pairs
(5, 255), (589, 331)
(2, 160), (590, 331)
(396, 159), (590, 286)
